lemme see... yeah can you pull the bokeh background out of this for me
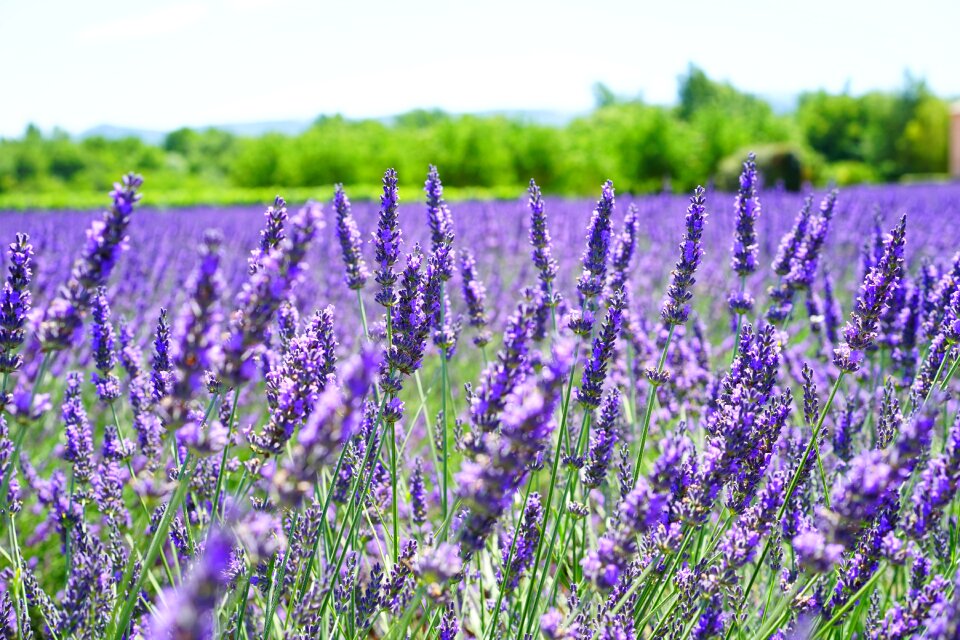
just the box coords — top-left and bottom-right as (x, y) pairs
(1, 0), (959, 208)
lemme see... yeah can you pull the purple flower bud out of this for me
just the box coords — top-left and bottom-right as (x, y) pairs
(731, 152), (761, 277)
(333, 184), (368, 290)
(577, 180), (615, 302)
(662, 187), (707, 326)
(0, 233), (33, 374)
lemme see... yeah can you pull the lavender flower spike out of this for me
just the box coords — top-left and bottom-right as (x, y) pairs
(151, 308), (173, 403)
(425, 164), (455, 281)
(148, 527), (234, 639)
(249, 195), (287, 273)
(460, 248), (491, 348)
(731, 152), (761, 276)
(529, 179), (559, 302)
(333, 184), (368, 290)
(661, 186), (707, 326)
(89, 288), (120, 403)
(374, 168), (402, 308)
(834, 214), (907, 372)
(0, 233), (33, 375)
(582, 389), (621, 488)
(39, 173), (142, 351)
(577, 180), (616, 303)
(577, 289), (626, 410)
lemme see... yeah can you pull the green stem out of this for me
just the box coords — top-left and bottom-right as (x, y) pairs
(210, 388), (239, 527)
(633, 324), (676, 483)
(111, 455), (199, 640)
(735, 372), (844, 621)
(485, 471), (537, 639)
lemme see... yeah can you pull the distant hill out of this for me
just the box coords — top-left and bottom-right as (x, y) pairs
(79, 119), (313, 144)
(76, 110), (578, 144)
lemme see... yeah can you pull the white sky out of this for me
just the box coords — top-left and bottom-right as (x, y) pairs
(1, 0), (958, 137)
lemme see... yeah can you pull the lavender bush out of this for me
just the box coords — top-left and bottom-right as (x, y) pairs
(0, 164), (959, 639)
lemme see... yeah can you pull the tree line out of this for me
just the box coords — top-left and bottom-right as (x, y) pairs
(0, 66), (952, 199)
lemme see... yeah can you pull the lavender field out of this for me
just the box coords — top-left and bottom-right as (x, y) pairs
(1, 162), (960, 639)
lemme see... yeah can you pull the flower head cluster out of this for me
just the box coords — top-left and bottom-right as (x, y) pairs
(40, 173), (142, 351)
(582, 389), (620, 488)
(0, 233), (33, 374)
(577, 289), (626, 409)
(661, 187), (707, 326)
(577, 180), (615, 302)
(528, 179), (559, 302)
(149, 528), (234, 639)
(582, 477), (667, 589)
(425, 165), (455, 282)
(458, 344), (571, 557)
(834, 215), (907, 372)
(251, 307), (338, 454)
(499, 492), (543, 592)
(731, 153), (761, 276)
(62, 372), (94, 483)
(89, 288), (120, 402)
(608, 204), (639, 297)
(384, 247), (429, 383)
(459, 249), (491, 347)
(249, 195), (287, 273)
(173, 230), (225, 405)
(766, 190), (838, 323)
(333, 184), (368, 290)
(222, 201), (320, 384)
(469, 298), (538, 433)
(374, 169), (402, 308)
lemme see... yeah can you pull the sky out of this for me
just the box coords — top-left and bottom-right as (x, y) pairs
(1, 0), (958, 137)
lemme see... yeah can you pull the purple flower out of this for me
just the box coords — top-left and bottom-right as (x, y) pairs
(787, 190), (838, 290)
(173, 230), (225, 405)
(148, 527), (234, 640)
(250, 307), (338, 454)
(249, 195), (287, 273)
(374, 168), (402, 308)
(905, 413), (960, 538)
(0, 233), (33, 374)
(469, 298), (539, 433)
(577, 289), (626, 410)
(608, 204), (639, 296)
(425, 164), (455, 282)
(583, 476), (666, 589)
(410, 457), (428, 527)
(150, 308), (172, 403)
(731, 152), (761, 277)
(89, 288), (120, 402)
(528, 179), (559, 302)
(416, 542), (463, 584)
(438, 603), (460, 640)
(333, 184), (368, 290)
(582, 389), (620, 488)
(577, 180), (615, 302)
(772, 195), (813, 276)
(458, 344), (570, 556)
(499, 492), (543, 592)
(460, 248), (491, 348)
(222, 201), (320, 385)
(384, 247), (429, 380)
(0, 417), (21, 513)
(62, 373), (93, 483)
(661, 186), (707, 326)
(39, 173), (142, 351)
(834, 215), (907, 372)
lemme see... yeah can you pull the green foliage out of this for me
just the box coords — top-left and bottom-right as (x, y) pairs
(796, 74), (950, 181)
(0, 68), (953, 206)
